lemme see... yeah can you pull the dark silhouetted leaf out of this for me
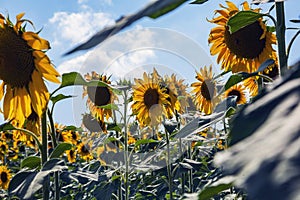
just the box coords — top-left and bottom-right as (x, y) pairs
(190, 0), (208, 4)
(214, 61), (300, 200)
(64, 0), (190, 55)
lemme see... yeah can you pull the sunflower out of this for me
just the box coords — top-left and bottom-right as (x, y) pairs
(131, 72), (171, 127)
(83, 72), (116, 122)
(151, 68), (180, 119)
(77, 142), (93, 161)
(66, 148), (77, 163)
(0, 165), (11, 190)
(191, 65), (218, 114)
(243, 77), (259, 97)
(224, 84), (247, 105)
(165, 74), (189, 113)
(0, 13), (60, 127)
(208, 1), (277, 73)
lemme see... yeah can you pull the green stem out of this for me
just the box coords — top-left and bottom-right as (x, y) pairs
(123, 90), (129, 200)
(165, 129), (173, 200)
(14, 128), (42, 151)
(275, 1), (287, 76)
(41, 112), (50, 200)
(47, 110), (60, 200)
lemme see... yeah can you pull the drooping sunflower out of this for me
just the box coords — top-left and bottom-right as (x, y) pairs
(0, 165), (11, 190)
(0, 13), (60, 127)
(224, 84), (247, 105)
(208, 1), (278, 73)
(131, 72), (171, 127)
(191, 65), (218, 114)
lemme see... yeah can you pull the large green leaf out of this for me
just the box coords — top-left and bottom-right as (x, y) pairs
(227, 11), (263, 34)
(9, 159), (67, 199)
(147, 0), (187, 19)
(21, 156), (41, 169)
(49, 142), (73, 159)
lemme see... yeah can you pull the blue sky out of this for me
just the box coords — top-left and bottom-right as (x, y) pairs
(1, 0), (299, 126)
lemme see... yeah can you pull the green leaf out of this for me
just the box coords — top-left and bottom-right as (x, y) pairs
(62, 125), (83, 132)
(190, 0), (208, 4)
(198, 178), (234, 200)
(99, 103), (119, 111)
(0, 122), (14, 131)
(148, 0), (186, 19)
(21, 156), (41, 169)
(134, 139), (159, 147)
(60, 72), (87, 88)
(224, 72), (251, 90)
(49, 143), (73, 159)
(51, 94), (74, 104)
(107, 123), (122, 132)
(227, 11), (263, 34)
(267, 26), (276, 32)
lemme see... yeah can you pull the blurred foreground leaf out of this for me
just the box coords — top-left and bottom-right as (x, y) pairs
(64, 0), (202, 55)
(214, 61), (300, 200)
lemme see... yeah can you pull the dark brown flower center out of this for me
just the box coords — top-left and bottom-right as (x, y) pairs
(228, 89), (241, 102)
(200, 79), (215, 101)
(0, 26), (35, 87)
(0, 172), (8, 182)
(81, 144), (90, 154)
(224, 21), (266, 59)
(0, 144), (6, 152)
(144, 88), (159, 109)
(87, 86), (111, 106)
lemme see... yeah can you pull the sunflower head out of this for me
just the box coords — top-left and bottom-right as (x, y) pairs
(0, 165), (11, 190)
(66, 148), (77, 163)
(243, 77), (259, 97)
(0, 13), (60, 127)
(83, 72), (116, 123)
(191, 65), (219, 114)
(224, 84), (247, 105)
(77, 142), (93, 161)
(208, 1), (277, 73)
(131, 72), (170, 127)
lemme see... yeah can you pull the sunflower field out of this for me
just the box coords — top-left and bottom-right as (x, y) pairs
(0, 0), (299, 199)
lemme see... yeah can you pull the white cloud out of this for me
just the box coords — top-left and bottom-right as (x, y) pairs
(57, 26), (157, 78)
(49, 8), (114, 47)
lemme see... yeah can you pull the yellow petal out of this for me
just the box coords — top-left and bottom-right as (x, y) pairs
(22, 32), (50, 50)
(0, 82), (4, 101)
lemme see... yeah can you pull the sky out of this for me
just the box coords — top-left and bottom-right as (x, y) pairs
(0, 0), (299, 126)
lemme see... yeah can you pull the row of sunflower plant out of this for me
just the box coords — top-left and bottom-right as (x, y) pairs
(0, 0), (298, 199)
